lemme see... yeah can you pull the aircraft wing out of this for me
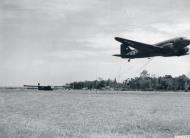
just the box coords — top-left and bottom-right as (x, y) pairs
(115, 37), (161, 52)
(23, 85), (38, 88)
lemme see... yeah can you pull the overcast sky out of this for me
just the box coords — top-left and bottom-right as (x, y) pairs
(0, 0), (190, 86)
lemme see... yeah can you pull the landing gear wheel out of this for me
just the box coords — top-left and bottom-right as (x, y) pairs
(128, 59), (131, 62)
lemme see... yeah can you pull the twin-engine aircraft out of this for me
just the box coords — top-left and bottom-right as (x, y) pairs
(114, 37), (190, 62)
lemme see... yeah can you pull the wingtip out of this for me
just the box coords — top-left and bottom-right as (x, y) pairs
(114, 37), (120, 41)
(114, 37), (125, 43)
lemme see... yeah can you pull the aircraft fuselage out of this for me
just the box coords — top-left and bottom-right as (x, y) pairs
(114, 37), (190, 60)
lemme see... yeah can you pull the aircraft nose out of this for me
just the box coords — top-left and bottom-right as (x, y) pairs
(188, 39), (190, 43)
(184, 39), (190, 45)
(187, 39), (190, 45)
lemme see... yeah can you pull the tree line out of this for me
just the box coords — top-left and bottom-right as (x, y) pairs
(66, 70), (190, 91)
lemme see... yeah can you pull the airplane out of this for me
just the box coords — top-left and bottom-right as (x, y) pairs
(23, 83), (70, 91)
(113, 37), (190, 62)
(24, 83), (53, 91)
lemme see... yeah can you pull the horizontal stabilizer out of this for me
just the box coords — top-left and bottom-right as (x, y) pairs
(113, 54), (122, 57)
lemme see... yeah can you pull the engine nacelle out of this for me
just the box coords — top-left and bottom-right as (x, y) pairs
(126, 50), (138, 56)
(120, 44), (131, 55)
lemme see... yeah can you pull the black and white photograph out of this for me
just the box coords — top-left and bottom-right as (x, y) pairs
(0, 0), (190, 137)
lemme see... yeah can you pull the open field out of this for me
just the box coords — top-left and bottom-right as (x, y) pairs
(0, 90), (190, 138)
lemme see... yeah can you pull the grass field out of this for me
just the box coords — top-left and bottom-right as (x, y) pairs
(0, 90), (190, 138)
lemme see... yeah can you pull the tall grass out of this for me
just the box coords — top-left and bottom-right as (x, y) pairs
(0, 90), (190, 138)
